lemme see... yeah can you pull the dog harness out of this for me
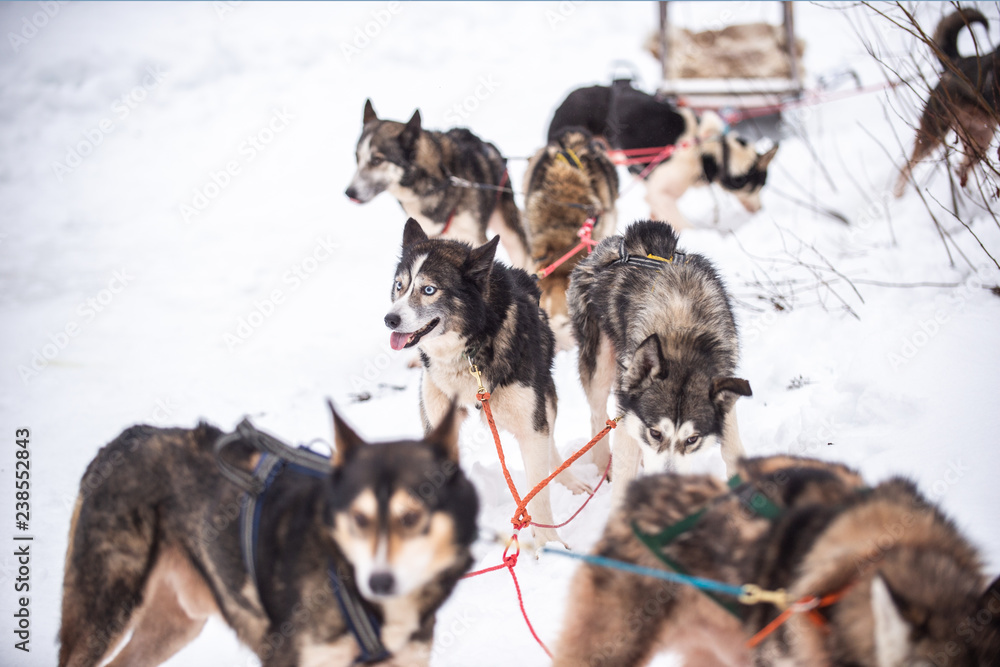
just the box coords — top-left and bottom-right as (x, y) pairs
(214, 420), (391, 664)
(610, 237), (689, 269)
(631, 474), (786, 619)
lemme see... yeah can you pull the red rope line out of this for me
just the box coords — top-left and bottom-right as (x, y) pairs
(535, 218), (598, 280)
(516, 418), (618, 529)
(506, 556), (552, 658)
(530, 453), (613, 529)
(460, 533), (552, 657)
(466, 389), (620, 658)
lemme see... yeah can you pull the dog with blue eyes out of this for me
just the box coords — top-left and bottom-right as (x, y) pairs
(384, 218), (592, 547)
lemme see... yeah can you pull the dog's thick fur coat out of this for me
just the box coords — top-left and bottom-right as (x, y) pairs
(347, 99), (530, 268)
(548, 82), (777, 229)
(553, 455), (1000, 667)
(384, 219), (589, 546)
(58, 406), (477, 667)
(895, 8), (1000, 196)
(523, 127), (619, 350)
(569, 220), (750, 506)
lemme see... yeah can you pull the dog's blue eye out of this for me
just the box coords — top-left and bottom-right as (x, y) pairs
(394, 280), (403, 291)
(422, 285), (436, 296)
(370, 155), (384, 166)
(686, 435), (700, 446)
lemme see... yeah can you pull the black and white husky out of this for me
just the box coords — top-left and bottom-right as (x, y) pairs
(384, 218), (589, 546)
(548, 82), (778, 230)
(568, 220), (751, 506)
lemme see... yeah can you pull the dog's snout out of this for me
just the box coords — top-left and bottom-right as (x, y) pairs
(369, 572), (395, 596)
(345, 186), (360, 202)
(384, 312), (401, 329)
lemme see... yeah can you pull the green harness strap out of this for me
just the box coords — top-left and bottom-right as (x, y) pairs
(630, 475), (786, 619)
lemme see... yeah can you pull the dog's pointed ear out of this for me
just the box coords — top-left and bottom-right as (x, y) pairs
(399, 109), (422, 151)
(402, 218), (428, 248)
(710, 377), (752, 412)
(871, 574), (912, 667)
(363, 99), (378, 125)
(981, 574), (1000, 607)
(427, 400), (461, 462)
(329, 399), (365, 468)
(464, 235), (500, 292)
(977, 575), (1000, 664)
(624, 335), (665, 389)
(757, 144), (778, 170)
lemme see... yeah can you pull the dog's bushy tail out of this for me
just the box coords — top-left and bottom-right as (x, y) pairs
(622, 219), (681, 258)
(934, 8), (988, 63)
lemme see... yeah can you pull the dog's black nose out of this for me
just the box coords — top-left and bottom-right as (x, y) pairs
(345, 186), (359, 202)
(384, 313), (401, 329)
(369, 572), (395, 595)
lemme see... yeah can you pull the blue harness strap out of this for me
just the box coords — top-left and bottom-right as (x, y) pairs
(218, 424), (390, 665)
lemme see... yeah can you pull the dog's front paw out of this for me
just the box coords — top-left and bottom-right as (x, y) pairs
(531, 527), (567, 553)
(556, 469), (593, 495)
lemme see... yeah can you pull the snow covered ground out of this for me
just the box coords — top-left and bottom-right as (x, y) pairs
(1, 2), (999, 665)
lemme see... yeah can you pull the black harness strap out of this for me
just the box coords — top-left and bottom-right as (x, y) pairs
(214, 421), (390, 664)
(610, 238), (688, 270)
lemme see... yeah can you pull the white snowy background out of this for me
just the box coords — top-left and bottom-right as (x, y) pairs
(1, 2), (999, 666)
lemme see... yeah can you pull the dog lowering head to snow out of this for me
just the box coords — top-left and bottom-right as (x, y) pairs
(894, 8), (1000, 197)
(523, 127), (619, 350)
(553, 455), (1000, 666)
(346, 99), (530, 269)
(569, 220), (751, 506)
(384, 218), (591, 547)
(58, 404), (477, 667)
(548, 82), (778, 230)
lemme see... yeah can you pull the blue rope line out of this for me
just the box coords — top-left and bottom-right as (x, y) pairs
(540, 547), (746, 598)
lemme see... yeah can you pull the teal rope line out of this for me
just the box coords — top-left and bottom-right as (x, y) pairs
(540, 547), (745, 598)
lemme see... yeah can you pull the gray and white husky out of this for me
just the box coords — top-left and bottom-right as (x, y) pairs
(384, 218), (590, 546)
(568, 219), (751, 506)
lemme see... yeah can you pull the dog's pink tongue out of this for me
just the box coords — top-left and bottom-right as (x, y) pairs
(389, 331), (410, 351)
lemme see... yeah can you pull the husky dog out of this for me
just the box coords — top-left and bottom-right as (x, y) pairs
(895, 8), (1000, 197)
(58, 404), (477, 667)
(523, 127), (619, 350)
(548, 81), (778, 229)
(553, 455), (1000, 667)
(346, 99), (530, 269)
(384, 218), (590, 546)
(569, 220), (751, 505)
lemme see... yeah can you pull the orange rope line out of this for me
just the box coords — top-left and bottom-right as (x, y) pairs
(477, 389), (529, 527)
(746, 587), (850, 648)
(476, 389), (618, 530)
(516, 418), (618, 527)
